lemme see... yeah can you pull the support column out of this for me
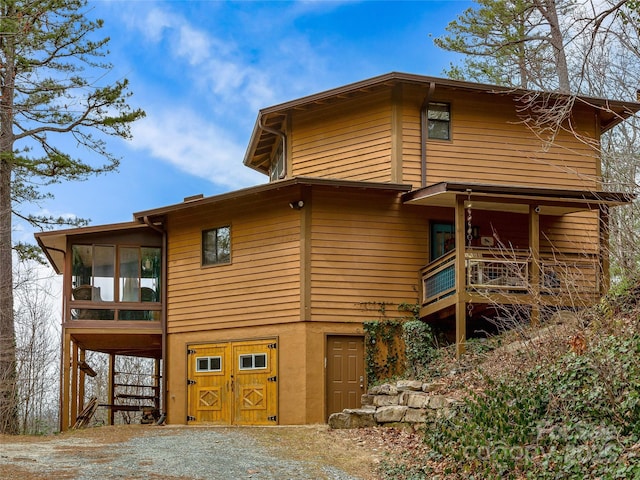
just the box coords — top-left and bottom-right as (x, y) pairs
(455, 196), (467, 358)
(154, 358), (161, 411)
(529, 205), (541, 326)
(70, 340), (79, 428)
(108, 354), (116, 426)
(78, 349), (86, 413)
(599, 205), (610, 295)
(60, 332), (71, 431)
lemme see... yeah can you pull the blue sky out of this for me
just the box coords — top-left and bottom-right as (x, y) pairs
(16, 0), (475, 246)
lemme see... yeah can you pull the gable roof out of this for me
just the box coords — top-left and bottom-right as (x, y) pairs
(243, 71), (640, 175)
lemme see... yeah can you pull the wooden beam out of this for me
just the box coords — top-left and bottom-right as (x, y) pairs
(78, 349), (86, 414)
(60, 332), (71, 432)
(455, 195), (467, 358)
(529, 205), (541, 326)
(108, 354), (115, 426)
(599, 205), (610, 295)
(70, 341), (79, 428)
(391, 83), (403, 183)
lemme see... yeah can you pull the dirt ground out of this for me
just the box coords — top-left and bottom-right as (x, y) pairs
(0, 424), (424, 480)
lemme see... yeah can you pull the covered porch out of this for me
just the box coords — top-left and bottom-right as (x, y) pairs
(403, 182), (633, 357)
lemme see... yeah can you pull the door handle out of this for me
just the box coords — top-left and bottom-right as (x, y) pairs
(359, 375), (364, 389)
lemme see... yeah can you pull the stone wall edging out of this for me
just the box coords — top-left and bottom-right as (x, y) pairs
(328, 379), (461, 430)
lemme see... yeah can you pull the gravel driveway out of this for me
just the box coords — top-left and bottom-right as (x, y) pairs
(0, 425), (380, 480)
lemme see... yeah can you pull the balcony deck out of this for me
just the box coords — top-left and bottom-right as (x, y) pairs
(420, 247), (601, 320)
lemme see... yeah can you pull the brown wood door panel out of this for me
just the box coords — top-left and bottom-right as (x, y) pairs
(326, 335), (364, 419)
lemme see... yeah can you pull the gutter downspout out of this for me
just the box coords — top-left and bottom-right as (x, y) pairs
(143, 216), (167, 420)
(258, 114), (287, 178)
(420, 82), (436, 188)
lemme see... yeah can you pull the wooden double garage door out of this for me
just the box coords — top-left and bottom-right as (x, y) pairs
(187, 339), (277, 425)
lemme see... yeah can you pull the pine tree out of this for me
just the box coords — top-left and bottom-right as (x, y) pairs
(0, 0), (145, 434)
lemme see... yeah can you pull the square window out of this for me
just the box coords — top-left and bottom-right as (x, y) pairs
(254, 354), (266, 369)
(197, 358), (208, 371)
(428, 102), (450, 140)
(240, 355), (253, 369)
(202, 226), (231, 266)
(210, 357), (221, 371)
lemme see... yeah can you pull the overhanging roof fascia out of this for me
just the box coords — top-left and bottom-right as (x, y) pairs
(35, 221), (152, 275)
(134, 177), (412, 221)
(402, 181), (635, 215)
(257, 72), (640, 118)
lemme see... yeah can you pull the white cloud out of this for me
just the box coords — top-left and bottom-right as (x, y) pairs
(130, 108), (264, 190)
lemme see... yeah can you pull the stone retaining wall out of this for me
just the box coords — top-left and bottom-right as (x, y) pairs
(328, 380), (460, 430)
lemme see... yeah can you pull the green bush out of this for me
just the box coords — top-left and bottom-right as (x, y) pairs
(402, 320), (435, 379)
(419, 334), (640, 479)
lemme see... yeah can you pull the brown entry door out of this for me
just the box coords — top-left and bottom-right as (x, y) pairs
(326, 335), (365, 419)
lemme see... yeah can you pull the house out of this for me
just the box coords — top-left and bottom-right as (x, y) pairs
(35, 72), (639, 431)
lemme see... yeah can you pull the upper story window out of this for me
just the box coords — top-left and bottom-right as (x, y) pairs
(428, 102), (451, 140)
(202, 226), (231, 266)
(71, 245), (162, 303)
(269, 141), (285, 181)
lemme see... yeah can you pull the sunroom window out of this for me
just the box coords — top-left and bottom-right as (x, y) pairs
(71, 244), (161, 321)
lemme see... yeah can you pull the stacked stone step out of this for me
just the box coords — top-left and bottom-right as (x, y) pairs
(328, 379), (460, 429)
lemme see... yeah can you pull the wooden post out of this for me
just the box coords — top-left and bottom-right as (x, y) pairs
(455, 195), (467, 358)
(60, 332), (71, 431)
(108, 354), (116, 426)
(154, 358), (161, 410)
(599, 206), (610, 295)
(78, 349), (86, 413)
(529, 205), (541, 326)
(70, 340), (79, 428)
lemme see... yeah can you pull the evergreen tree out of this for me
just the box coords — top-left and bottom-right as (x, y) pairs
(0, 0), (145, 434)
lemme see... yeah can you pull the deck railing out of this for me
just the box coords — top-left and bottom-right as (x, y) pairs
(421, 248), (600, 307)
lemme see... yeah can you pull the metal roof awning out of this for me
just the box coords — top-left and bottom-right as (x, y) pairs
(402, 182), (634, 215)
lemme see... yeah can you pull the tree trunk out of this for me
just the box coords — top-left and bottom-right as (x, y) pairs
(536, 0), (571, 93)
(0, 6), (19, 434)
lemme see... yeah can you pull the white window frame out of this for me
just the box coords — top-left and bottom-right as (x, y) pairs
(238, 353), (268, 370)
(196, 356), (223, 372)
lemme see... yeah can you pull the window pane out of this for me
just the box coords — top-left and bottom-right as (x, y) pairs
(428, 103), (450, 140)
(240, 355), (253, 369)
(254, 354), (266, 369)
(428, 120), (450, 140)
(72, 245), (93, 289)
(141, 247), (161, 301)
(120, 247), (140, 302)
(210, 357), (222, 371)
(93, 246), (115, 301)
(203, 227), (231, 266)
(197, 358), (208, 372)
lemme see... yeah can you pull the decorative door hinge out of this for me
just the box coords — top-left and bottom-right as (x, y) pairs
(267, 415), (277, 422)
(267, 343), (277, 349)
(267, 376), (277, 382)
(187, 379), (196, 385)
(187, 415), (196, 422)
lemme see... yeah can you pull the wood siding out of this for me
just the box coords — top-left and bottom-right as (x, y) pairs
(166, 191), (302, 334)
(422, 90), (600, 190)
(308, 188), (428, 322)
(290, 91), (393, 182)
(287, 84), (601, 193)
